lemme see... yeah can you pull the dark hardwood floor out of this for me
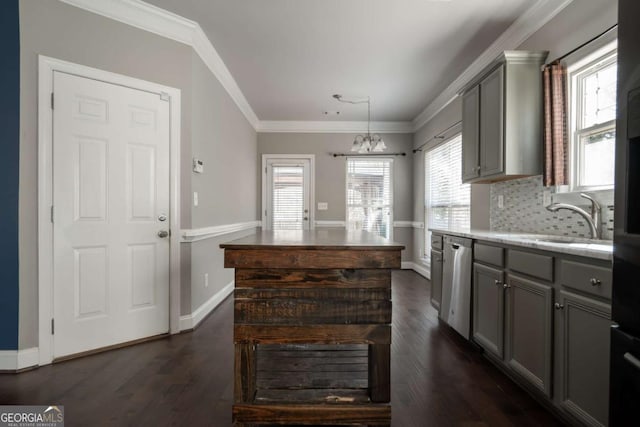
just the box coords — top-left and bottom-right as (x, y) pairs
(0, 270), (563, 426)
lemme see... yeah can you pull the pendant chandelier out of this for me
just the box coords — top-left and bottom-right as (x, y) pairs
(333, 94), (387, 153)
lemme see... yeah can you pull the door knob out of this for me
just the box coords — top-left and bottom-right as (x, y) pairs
(157, 230), (169, 238)
(304, 217), (309, 221)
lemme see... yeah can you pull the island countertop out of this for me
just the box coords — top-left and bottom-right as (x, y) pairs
(220, 229), (405, 250)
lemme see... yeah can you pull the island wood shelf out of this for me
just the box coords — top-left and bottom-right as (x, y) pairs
(221, 229), (404, 426)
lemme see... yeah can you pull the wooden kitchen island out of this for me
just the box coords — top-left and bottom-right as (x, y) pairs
(220, 229), (403, 426)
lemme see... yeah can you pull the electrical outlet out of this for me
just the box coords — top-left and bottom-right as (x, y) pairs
(498, 195), (504, 209)
(543, 190), (552, 206)
(204, 273), (209, 288)
(193, 191), (199, 207)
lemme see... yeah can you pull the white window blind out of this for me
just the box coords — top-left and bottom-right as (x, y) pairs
(346, 158), (393, 239)
(425, 134), (470, 257)
(272, 165), (304, 230)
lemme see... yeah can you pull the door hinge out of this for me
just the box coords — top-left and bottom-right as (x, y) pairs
(51, 92), (54, 109)
(50, 206), (54, 223)
(160, 92), (170, 101)
(51, 318), (54, 335)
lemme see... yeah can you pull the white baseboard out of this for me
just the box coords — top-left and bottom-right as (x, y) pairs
(401, 261), (431, 280)
(180, 280), (234, 331)
(0, 347), (39, 371)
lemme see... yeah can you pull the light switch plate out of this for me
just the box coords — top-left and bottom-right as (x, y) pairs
(498, 195), (504, 209)
(317, 202), (328, 210)
(193, 191), (199, 207)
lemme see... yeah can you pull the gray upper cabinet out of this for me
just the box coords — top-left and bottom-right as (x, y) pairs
(479, 65), (505, 178)
(461, 51), (548, 183)
(555, 291), (612, 427)
(462, 85), (480, 181)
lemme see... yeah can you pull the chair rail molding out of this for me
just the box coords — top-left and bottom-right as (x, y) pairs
(181, 221), (261, 243)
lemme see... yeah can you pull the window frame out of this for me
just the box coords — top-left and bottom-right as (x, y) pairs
(567, 41), (618, 192)
(424, 132), (470, 262)
(345, 157), (394, 240)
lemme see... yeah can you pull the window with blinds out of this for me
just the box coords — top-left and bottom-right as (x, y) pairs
(272, 165), (304, 230)
(425, 134), (470, 258)
(346, 158), (393, 239)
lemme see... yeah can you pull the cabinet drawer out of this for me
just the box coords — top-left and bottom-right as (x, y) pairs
(508, 249), (553, 282)
(474, 243), (504, 267)
(559, 259), (612, 299)
(431, 234), (443, 251)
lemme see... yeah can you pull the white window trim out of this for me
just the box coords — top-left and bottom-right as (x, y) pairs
(345, 157), (394, 240)
(565, 38), (618, 193)
(261, 154), (315, 230)
(424, 132), (470, 261)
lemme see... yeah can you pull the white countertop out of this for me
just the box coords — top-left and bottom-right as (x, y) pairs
(429, 228), (613, 261)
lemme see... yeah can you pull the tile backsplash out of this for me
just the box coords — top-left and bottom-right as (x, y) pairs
(490, 176), (614, 240)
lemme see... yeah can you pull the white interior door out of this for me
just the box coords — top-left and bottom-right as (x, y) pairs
(265, 158), (311, 230)
(52, 71), (170, 358)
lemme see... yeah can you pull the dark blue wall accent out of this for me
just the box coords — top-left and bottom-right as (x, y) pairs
(0, 0), (20, 350)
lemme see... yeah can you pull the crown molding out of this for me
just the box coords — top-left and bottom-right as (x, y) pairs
(258, 120), (414, 134)
(59, 0), (260, 129)
(411, 0), (574, 132)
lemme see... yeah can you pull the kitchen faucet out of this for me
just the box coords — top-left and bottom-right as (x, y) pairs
(546, 193), (601, 239)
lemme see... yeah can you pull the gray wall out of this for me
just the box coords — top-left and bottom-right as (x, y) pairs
(258, 132), (414, 260)
(411, 0), (618, 266)
(19, 0), (257, 348)
(188, 52), (257, 312)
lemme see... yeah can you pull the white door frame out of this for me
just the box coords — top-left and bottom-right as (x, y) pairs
(37, 56), (182, 365)
(261, 154), (315, 230)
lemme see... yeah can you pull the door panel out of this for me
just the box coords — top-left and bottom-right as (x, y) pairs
(472, 263), (504, 358)
(557, 291), (611, 427)
(53, 71), (170, 358)
(505, 274), (553, 398)
(480, 65), (505, 177)
(462, 85), (480, 181)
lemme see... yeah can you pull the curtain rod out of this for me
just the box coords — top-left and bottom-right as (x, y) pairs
(550, 24), (617, 64)
(412, 121), (462, 153)
(332, 152), (406, 157)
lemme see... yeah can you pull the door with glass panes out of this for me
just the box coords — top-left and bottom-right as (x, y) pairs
(263, 157), (312, 230)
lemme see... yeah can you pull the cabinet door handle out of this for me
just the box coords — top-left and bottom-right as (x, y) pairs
(503, 283), (510, 289)
(494, 279), (502, 287)
(624, 352), (640, 371)
(554, 303), (565, 310)
(590, 278), (602, 286)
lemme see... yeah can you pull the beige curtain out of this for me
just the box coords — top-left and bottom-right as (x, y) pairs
(543, 61), (568, 187)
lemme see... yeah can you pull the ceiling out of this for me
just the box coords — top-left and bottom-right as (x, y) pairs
(146, 0), (533, 122)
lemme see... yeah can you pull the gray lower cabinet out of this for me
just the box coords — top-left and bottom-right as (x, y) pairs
(430, 249), (443, 311)
(555, 290), (612, 427)
(505, 274), (554, 398)
(471, 239), (612, 426)
(472, 263), (504, 358)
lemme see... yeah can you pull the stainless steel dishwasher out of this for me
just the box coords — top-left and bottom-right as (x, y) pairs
(440, 235), (472, 339)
